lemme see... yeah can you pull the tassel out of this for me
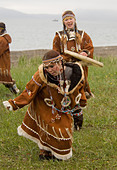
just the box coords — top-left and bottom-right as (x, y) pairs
(61, 34), (67, 46)
(76, 32), (82, 45)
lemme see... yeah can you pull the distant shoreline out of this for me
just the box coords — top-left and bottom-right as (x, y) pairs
(10, 46), (117, 66)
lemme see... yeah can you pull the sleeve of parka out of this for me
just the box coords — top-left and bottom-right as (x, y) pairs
(81, 32), (94, 59)
(8, 70), (43, 110)
(0, 36), (9, 56)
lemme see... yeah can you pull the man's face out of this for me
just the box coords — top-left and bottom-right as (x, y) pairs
(44, 61), (62, 76)
(64, 17), (75, 30)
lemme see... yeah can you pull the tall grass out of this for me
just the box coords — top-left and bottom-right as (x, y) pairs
(0, 55), (117, 169)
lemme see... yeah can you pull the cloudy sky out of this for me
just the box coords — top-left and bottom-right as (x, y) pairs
(0, 0), (117, 14)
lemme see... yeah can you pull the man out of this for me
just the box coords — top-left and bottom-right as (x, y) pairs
(3, 50), (86, 160)
(0, 22), (20, 94)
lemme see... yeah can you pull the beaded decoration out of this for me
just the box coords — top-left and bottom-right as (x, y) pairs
(43, 54), (81, 123)
(43, 55), (63, 66)
(61, 94), (71, 107)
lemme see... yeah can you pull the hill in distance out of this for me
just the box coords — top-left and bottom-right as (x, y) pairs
(0, 7), (117, 22)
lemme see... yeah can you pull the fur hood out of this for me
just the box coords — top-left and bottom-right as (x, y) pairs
(38, 62), (84, 95)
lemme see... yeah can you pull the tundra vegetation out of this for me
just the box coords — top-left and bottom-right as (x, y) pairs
(0, 55), (116, 169)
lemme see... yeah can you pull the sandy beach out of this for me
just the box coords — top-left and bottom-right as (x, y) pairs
(10, 46), (117, 66)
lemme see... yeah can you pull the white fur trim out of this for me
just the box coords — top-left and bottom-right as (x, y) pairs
(38, 63), (84, 95)
(81, 30), (84, 39)
(17, 125), (72, 160)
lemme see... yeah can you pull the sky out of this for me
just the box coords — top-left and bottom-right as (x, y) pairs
(0, 0), (117, 14)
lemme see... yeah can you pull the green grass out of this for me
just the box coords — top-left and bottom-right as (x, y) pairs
(0, 56), (117, 170)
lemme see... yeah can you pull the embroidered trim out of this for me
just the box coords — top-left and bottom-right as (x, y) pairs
(18, 124), (72, 154)
(18, 125), (72, 160)
(25, 88), (32, 96)
(42, 120), (46, 130)
(59, 128), (64, 138)
(13, 100), (20, 109)
(61, 95), (71, 107)
(38, 115), (41, 125)
(65, 128), (73, 141)
(52, 126), (59, 139)
(62, 14), (75, 21)
(32, 76), (42, 86)
(81, 30), (84, 39)
(50, 103), (80, 115)
(72, 109), (83, 116)
(27, 109), (71, 141)
(43, 55), (63, 63)
(75, 93), (81, 104)
(44, 98), (55, 107)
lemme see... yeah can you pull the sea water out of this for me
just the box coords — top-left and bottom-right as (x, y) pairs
(3, 17), (117, 51)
